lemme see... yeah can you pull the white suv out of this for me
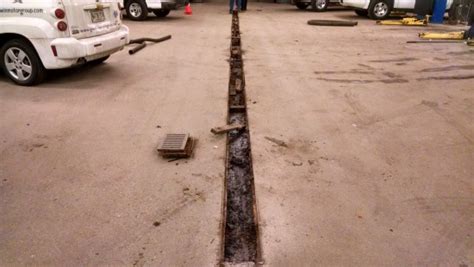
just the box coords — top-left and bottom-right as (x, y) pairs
(292, 0), (340, 12)
(340, 0), (453, 20)
(0, 0), (129, 86)
(122, 0), (185, 21)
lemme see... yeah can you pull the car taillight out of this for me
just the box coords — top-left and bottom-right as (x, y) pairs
(57, 21), (68, 31)
(54, 8), (65, 19)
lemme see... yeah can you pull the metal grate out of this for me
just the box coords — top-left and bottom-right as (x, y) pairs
(157, 134), (195, 158)
(158, 133), (189, 151)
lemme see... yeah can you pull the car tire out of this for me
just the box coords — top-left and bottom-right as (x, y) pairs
(0, 39), (45, 86)
(311, 0), (328, 12)
(126, 0), (148, 21)
(295, 2), (309, 10)
(88, 56), (110, 65)
(368, 0), (392, 20)
(355, 9), (368, 17)
(153, 9), (171, 17)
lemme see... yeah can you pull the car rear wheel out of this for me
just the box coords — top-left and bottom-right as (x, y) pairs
(126, 0), (148, 21)
(368, 0), (391, 20)
(311, 0), (328, 12)
(355, 9), (368, 17)
(0, 39), (45, 86)
(295, 2), (310, 9)
(153, 9), (171, 17)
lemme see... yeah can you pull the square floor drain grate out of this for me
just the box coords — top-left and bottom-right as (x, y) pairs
(157, 134), (195, 158)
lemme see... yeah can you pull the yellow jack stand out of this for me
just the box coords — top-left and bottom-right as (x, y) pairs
(377, 17), (428, 26)
(419, 31), (466, 40)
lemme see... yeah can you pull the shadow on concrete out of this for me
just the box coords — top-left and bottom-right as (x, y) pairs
(44, 62), (118, 87)
(271, 5), (352, 13)
(333, 13), (405, 20)
(123, 14), (186, 22)
(0, 73), (9, 84)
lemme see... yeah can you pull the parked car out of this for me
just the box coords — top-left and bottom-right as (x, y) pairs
(292, 0), (340, 11)
(121, 0), (185, 20)
(0, 0), (129, 86)
(340, 0), (454, 20)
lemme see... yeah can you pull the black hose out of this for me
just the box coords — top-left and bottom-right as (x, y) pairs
(129, 43), (147, 55)
(307, 20), (358, 26)
(129, 35), (172, 44)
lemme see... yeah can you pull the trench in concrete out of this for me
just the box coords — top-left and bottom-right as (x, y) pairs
(222, 12), (259, 264)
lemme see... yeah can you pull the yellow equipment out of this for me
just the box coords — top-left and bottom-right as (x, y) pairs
(419, 31), (466, 40)
(377, 17), (428, 26)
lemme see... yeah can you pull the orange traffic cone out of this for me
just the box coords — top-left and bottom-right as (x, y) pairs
(185, 3), (192, 15)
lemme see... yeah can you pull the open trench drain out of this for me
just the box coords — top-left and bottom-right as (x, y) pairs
(222, 11), (260, 265)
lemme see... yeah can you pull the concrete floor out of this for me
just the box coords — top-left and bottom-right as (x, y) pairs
(1, 2), (473, 266)
(0, 4), (229, 266)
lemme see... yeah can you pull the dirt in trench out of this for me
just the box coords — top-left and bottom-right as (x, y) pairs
(223, 12), (258, 264)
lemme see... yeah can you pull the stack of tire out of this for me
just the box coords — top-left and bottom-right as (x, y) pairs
(449, 0), (474, 24)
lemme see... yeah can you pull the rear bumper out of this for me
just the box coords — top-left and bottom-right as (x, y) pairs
(160, 2), (177, 9)
(52, 25), (129, 60)
(31, 26), (129, 69)
(161, 0), (186, 9)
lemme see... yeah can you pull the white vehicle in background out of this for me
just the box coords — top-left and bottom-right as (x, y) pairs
(340, 0), (454, 20)
(121, 0), (185, 20)
(0, 0), (129, 86)
(291, 0), (341, 12)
